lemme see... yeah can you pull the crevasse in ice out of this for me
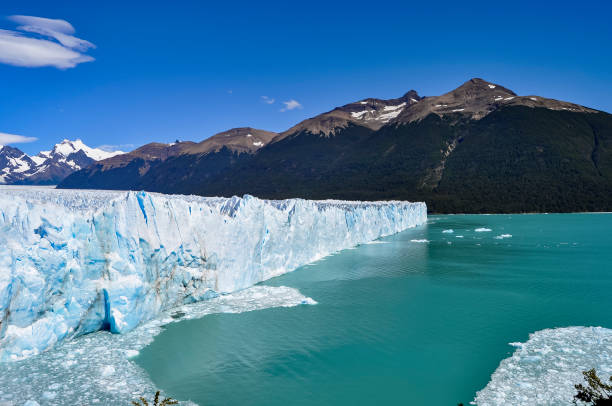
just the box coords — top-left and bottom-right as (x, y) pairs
(0, 188), (426, 361)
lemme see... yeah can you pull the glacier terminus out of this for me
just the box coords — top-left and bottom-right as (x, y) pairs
(0, 187), (426, 361)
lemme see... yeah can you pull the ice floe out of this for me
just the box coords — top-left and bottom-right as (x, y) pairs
(474, 326), (612, 406)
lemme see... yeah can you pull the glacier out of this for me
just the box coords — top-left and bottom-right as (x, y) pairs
(0, 285), (315, 406)
(0, 187), (426, 361)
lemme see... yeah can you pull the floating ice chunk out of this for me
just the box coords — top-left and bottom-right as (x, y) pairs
(475, 227), (492, 232)
(474, 326), (612, 406)
(24, 401), (40, 406)
(125, 349), (139, 358)
(494, 234), (512, 239)
(410, 239), (429, 243)
(101, 365), (116, 377)
(455, 235), (464, 238)
(42, 391), (57, 400)
(442, 229), (454, 233)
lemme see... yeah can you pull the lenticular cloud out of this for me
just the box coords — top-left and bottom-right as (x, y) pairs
(0, 15), (95, 69)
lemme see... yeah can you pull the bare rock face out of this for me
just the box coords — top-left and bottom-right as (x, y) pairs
(94, 128), (278, 173)
(274, 78), (597, 139)
(93, 142), (191, 171)
(394, 78), (597, 124)
(185, 127), (278, 155)
(279, 90), (422, 138)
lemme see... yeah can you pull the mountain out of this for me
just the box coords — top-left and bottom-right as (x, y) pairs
(0, 139), (124, 185)
(58, 79), (612, 213)
(58, 128), (278, 192)
(277, 90), (421, 137)
(0, 145), (38, 184)
(395, 78), (594, 123)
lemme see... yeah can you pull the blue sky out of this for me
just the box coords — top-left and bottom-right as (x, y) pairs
(1, 0), (611, 154)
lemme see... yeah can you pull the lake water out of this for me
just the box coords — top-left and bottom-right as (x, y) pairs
(134, 214), (612, 405)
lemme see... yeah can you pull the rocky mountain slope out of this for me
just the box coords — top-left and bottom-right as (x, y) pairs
(59, 128), (277, 191)
(0, 139), (123, 185)
(58, 79), (612, 213)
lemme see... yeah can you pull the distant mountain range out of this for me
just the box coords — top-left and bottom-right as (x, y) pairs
(53, 78), (612, 212)
(0, 140), (123, 185)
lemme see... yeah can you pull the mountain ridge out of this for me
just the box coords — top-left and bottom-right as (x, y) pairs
(56, 78), (612, 213)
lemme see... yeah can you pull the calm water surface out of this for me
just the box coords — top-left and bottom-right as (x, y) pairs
(135, 214), (612, 405)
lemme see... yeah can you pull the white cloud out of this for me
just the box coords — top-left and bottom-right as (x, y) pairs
(0, 15), (95, 69)
(0, 132), (38, 145)
(261, 96), (275, 104)
(10, 15), (95, 51)
(280, 99), (302, 112)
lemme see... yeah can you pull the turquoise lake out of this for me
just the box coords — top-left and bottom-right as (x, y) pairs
(135, 214), (612, 405)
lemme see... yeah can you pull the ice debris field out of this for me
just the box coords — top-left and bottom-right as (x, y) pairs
(0, 187), (427, 361)
(475, 326), (612, 406)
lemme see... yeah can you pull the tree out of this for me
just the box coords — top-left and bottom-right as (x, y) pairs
(132, 391), (179, 406)
(574, 369), (612, 405)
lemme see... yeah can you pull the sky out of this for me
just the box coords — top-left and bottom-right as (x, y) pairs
(1, 0), (611, 155)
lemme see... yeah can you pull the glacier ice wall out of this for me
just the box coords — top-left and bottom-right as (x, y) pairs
(0, 187), (426, 361)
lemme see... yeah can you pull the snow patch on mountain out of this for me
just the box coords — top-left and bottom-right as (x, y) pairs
(349, 102), (407, 123)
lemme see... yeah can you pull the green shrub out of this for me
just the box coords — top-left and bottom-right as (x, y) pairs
(132, 391), (178, 406)
(574, 369), (612, 405)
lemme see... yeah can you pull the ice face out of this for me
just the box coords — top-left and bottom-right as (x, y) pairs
(474, 326), (612, 405)
(0, 187), (426, 361)
(0, 285), (315, 406)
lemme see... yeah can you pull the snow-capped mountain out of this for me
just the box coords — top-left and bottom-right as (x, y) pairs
(0, 145), (38, 184)
(0, 139), (124, 185)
